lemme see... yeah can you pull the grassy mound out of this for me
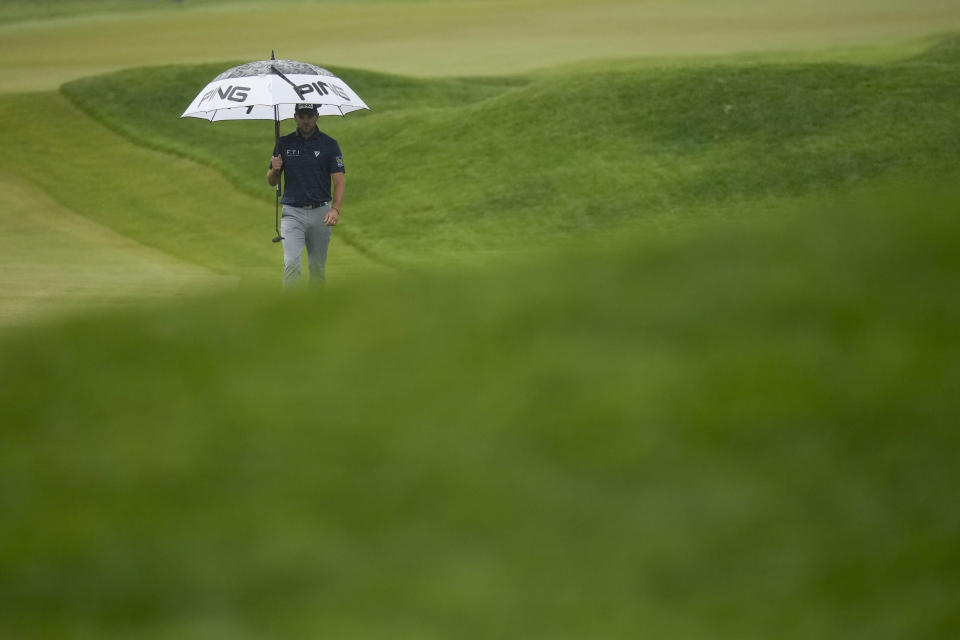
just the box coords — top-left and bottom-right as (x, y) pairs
(1, 178), (958, 638)
(61, 37), (960, 264)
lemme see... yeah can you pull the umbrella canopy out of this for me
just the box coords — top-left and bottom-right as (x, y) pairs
(181, 58), (370, 122)
(180, 56), (369, 242)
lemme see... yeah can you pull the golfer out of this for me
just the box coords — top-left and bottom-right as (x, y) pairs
(267, 103), (346, 287)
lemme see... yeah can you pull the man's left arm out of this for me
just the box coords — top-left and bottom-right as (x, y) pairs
(326, 172), (346, 226)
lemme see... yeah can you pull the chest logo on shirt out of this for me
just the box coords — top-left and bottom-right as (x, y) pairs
(285, 149), (300, 157)
(314, 151), (322, 158)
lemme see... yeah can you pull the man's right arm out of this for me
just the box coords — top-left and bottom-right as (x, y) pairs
(266, 155), (283, 186)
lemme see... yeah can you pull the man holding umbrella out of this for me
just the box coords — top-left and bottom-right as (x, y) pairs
(267, 103), (346, 287)
(182, 57), (367, 284)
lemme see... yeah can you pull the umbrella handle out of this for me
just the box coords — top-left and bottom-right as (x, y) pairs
(272, 189), (283, 243)
(272, 103), (283, 243)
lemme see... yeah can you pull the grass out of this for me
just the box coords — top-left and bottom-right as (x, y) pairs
(0, 90), (388, 325)
(0, 91), (385, 267)
(0, 92), (273, 271)
(1, 178), (958, 638)
(0, 173), (230, 327)
(3, 0), (960, 93)
(2, 2), (960, 636)
(57, 39), (960, 265)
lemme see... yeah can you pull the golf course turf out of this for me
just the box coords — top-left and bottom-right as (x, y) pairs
(1, 1), (959, 638)
(2, 178), (958, 638)
(57, 46), (960, 266)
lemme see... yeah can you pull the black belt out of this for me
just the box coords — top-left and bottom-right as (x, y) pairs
(288, 201), (329, 210)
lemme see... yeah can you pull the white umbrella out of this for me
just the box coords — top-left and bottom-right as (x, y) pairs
(181, 56), (370, 121)
(181, 53), (370, 241)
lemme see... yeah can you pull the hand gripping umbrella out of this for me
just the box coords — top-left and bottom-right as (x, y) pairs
(181, 53), (370, 242)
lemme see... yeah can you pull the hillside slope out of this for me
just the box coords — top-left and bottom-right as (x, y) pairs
(61, 37), (960, 264)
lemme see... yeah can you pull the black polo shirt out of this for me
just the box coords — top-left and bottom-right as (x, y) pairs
(272, 129), (345, 206)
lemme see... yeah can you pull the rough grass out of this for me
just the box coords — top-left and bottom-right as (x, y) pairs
(59, 37), (960, 265)
(1, 178), (958, 638)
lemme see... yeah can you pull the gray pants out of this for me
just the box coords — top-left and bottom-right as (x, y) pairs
(281, 204), (332, 288)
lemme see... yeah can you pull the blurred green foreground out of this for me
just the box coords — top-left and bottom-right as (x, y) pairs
(1, 179), (958, 638)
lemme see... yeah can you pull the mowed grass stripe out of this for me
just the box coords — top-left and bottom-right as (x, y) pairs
(0, 174), (232, 328)
(0, 92), (270, 272)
